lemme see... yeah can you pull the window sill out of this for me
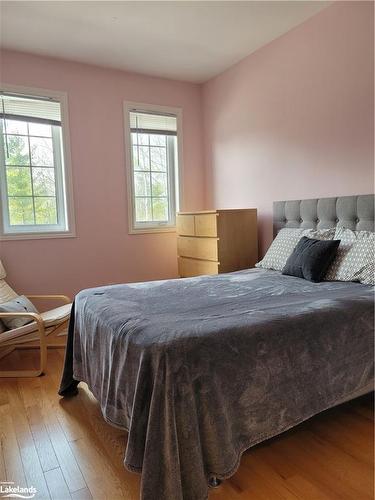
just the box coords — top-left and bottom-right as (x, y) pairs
(129, 226), (176, 235)
(0, 230), (76, 241)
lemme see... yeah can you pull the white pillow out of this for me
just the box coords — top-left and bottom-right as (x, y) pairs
(325, 228), (374, 285)
(256, 227), (336, 271)
(0, 295), (38, 330)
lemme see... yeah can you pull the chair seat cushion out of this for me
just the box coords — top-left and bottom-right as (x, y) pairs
(0, 303), (71, 344)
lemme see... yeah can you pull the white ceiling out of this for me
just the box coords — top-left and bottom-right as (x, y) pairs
(0, 1), (331, 83)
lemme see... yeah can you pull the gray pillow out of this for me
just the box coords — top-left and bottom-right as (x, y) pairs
(0, 295), (38, 330)
(255, 227), (336, 271)
(325, 228), (375, 285)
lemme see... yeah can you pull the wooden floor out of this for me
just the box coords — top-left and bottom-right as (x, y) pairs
(0, 348), (373, 500)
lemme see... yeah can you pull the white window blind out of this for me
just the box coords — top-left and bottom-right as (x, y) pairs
(129, 110), (177, 136)
(0, 92), (61, 126)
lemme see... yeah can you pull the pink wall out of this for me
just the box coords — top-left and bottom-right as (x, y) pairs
(1, 1), (373, 297)
(202, 1), (374, 255)
(0, 51), (204, 297)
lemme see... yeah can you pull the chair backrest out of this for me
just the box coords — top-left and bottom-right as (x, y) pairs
(0, 260), (18, 304)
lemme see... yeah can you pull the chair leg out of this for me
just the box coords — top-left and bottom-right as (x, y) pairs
(39, 334), (47, 375)
(0, 329), (48, 378)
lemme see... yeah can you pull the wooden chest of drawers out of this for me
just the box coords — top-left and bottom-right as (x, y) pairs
(177, 209), (257, 278)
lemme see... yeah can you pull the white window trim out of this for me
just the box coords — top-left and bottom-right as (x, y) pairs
(123, 101), (183, 235)
(0, 83), (76, 241)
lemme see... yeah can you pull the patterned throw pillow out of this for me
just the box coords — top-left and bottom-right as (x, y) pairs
(256, 227), (336, 271)
(325, 228), (375, 285)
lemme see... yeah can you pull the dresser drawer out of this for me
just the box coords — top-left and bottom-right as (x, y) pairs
(194, 213), (217, 237)
(178, 257), (219, 278)
(177, 237), (218, 261)
(176, 214), (195, 236)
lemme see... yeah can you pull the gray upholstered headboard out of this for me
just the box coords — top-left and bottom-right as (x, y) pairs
(273, 194), (374, 236)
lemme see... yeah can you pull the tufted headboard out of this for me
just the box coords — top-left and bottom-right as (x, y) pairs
(273, 194), (374, 236)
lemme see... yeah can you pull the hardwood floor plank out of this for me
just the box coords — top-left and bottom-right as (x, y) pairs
(27, 404), (60, 472)
(69, 437), (128, 500)
(71, 487), (93, 500)
(14, 371), (87, 493)
(18, 377), (42, 407)
(17, 374), (60, 475)
(4, 383), (51, 499)
(39, 397), (87, 493)
(285, 474), (335, 500)
(45, 467), (72, 500)
(209, 481), (243, 500)
(271, 431), (370, 500)
(240, 453), (300, 500)
(309, 417), (373, 466)
(251, 443), (298, 481)
(0, 405), (27, 486)
(0, 445), (5, 481)
(0, 385), (9, 407)
(293, 429), (373, 497)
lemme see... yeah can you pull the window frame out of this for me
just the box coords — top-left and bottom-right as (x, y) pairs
(0, 84), (75, 241)
(123, 101), (183, 234)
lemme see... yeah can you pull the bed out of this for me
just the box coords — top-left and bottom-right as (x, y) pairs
(59, 194), (374, 500)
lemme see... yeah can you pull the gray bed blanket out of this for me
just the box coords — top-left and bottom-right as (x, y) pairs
(59, 268), (374, 500)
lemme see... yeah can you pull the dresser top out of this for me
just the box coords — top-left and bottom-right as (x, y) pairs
(177, 208), (256, 215)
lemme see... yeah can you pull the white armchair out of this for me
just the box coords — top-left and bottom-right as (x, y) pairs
(0, 261), (71, 377)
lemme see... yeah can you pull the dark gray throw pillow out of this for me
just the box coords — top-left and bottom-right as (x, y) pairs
(282, 237), (341, 283)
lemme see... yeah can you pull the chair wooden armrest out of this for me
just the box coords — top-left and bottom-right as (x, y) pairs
(0, 312), (46, 377)
(26, 294), (71, 304)
(0, 311), (45, 327)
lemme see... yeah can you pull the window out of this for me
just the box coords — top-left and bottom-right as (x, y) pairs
(124, 102), (182, 233)
(0, 88), (74, 239)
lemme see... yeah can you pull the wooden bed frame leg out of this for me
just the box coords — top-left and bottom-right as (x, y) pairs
(209, 477), (222, 488)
